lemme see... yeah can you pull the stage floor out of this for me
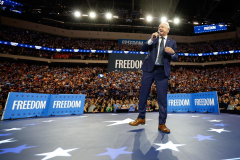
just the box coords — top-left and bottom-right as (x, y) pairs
(0, 112), (240, 160)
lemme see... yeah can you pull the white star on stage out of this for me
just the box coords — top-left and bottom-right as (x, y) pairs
(154, 141), (185, 152)
(2, 128), (24, 132)
(104, 118), (152, 126)
(223, 157), (240, 160)
(35, 147), (78, 160)
(0, 138), (17, 144)
(42, 120), (55, 122)
(207, 128), (231, 133)
(79, 116), (88, 118)
(208, 119), (223, 122)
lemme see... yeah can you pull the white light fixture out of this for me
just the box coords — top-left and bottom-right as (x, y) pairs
(106, 13), (112, 19)
(89, 12), (96, 18)
(146, 15), (152, 22)
(161, 16), (167, 22)
(193, 22), (199, 25)
(74, 11), (81, 18)
(173, 18), (180, 24)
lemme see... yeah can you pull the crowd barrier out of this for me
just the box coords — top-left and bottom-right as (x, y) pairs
(1, 92), (85, 120)
(1, 91), (219, 120)
(0, 40), (239, 56)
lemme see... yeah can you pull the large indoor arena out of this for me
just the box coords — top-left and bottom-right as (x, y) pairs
(0, 0), (240, 160)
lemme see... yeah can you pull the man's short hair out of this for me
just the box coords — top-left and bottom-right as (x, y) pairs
(160, 22), (170, 30)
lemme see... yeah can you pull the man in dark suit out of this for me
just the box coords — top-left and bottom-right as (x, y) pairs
(129, 22), (178, 133)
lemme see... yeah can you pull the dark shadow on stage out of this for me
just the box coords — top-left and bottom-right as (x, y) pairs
(129, 129), (178, 160)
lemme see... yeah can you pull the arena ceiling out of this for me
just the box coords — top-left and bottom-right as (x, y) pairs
(3, 0), (240, 35)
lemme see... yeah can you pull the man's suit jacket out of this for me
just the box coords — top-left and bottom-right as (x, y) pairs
(141, 36), (178, 77)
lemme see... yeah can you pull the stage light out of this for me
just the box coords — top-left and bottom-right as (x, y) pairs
(161, 16), (167, 22)
(74, 11), (81, 18)
(174, 18), (180, 24)
(89, 12), (96, 18)
(146, 15), (152, 22)
(193, 22), (199, 25)
(106, 13), (112, 19)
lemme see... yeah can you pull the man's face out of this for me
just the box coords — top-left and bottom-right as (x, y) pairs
(158, 23), (169, 37)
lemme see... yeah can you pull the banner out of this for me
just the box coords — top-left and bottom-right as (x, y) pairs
(118, 39), (147, 45)
(1, 92), (85, 120)
(192, 91), (219, 113)
(47, 94), (85, 116)
(167, 93), (192, 112)
(2, 92), (50, 120)
(167, 91), (219, 113)
(108, 53), (147, 72)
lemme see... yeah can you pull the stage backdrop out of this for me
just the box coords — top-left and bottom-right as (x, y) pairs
(167, 91), (219, 113)
(1, 92), (85, 120)
(108, 53), (146, 72)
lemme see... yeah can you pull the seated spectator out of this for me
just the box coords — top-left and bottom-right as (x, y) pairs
(227, 100), (236, 110)
(106, 102), (113, 112)
(84, 103), (88, 113)
(88, 99), (96, 112)
(235, 99), (240, 110)
(113, 100), (121, 112)
(128, 100), (136, 112)
(0, 104), (3, 116)
(218, 97), (226, 110)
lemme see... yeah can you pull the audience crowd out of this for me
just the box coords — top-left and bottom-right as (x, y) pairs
(1, 27), (240, 54)
(0, 61), (240, 113)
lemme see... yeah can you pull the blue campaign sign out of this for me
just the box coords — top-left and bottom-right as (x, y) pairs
(2, 92), (50, 120)
(47, 94), (85, 116)
(118, 39), (147, 45)
(192, 91), (219, 113)
(167, 93), (193, 112)
(167, 91), (219, 113)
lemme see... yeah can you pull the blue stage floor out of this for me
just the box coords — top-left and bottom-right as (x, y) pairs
(0, 112), (240, 160)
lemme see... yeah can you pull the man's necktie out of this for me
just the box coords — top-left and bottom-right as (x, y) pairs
(156, 37), (164, 65)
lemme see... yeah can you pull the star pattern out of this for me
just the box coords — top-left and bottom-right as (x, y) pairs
(24, 123), (36, 126)
(95, 147), (133, 160)
(2, 128), (24, 132)
(104, 118), (152, 126)
(0, 133), (13, 137)
(35, 147), (78, 160)
(79, 116), (88, 118)
(154, 141), (185, 152)
(207, 128), (231, 133)
(208, 119), (223, 122)
(190, 134), (216, 141)
(0, 138), (17, 144)
(223, 157), (240, 160)
(104, 118), (135, 126)
(213, 123), (229, 127)
(0, 144), (36, 154)
(202, 117), (211, 119)
(42, 120), (54, 122)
